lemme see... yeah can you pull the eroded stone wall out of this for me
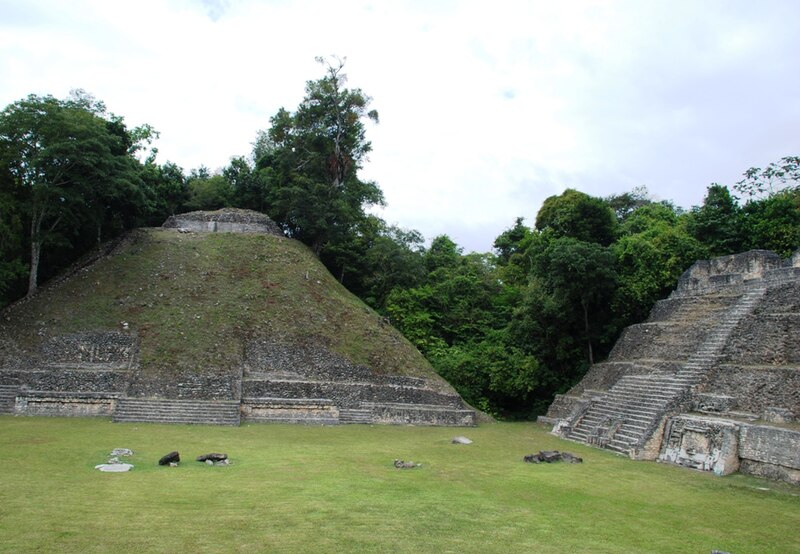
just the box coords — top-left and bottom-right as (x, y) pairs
(163, 208), (283, 236)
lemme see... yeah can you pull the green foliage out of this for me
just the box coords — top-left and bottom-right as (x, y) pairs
(0, 91), (152, 297)
(613, 209), (706, 325)
(1, 229), (436, 378)
(225, 155), (268, 212)
(686, 184), (745, 256)
(329, 218), (426, 309)
(257, 57), (384, 256)
(604, 185), (653, 221)
(735, 155), (800, 199)
(740, 189), (800, 257)
(535, 188), (617, 245)
(185, 174), (233, 211)
(532, 237), (618, 365)
(140, 160), (189, 223)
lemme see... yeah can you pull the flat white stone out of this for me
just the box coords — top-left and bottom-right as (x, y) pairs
(451, 436), (473, 444)
(95, 463), (133, 472)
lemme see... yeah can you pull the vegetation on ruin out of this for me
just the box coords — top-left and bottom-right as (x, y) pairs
(0, 416), (798, 553)
(1, 58), (798, 418)
(0, 228), (434, 379)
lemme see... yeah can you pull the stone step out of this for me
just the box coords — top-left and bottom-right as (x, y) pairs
(598, 394), (675, 408)
(577, 411), (653, 427)
(0, 385), (19, 413)
(338, 408), (373, 424)
(113, 398), (240, 426)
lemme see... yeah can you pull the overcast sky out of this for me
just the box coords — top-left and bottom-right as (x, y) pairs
(2, 0), (799, 252)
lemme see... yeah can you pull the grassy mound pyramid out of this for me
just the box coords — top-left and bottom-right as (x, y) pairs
(0, 209), (475, 426)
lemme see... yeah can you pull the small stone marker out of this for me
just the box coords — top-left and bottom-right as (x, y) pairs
(196, 453), (228, 462)
(110, 448), (134, 456)
(523, 450), (583, 464)
(159, 451), (180, 466)
(394, 459), (421, 469)
(451, 436), (473, 444)
(95, 463), (133, 472)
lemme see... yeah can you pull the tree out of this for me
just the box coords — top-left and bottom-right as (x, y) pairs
(535, 189), (617, 245)
(613, 203), (706, 325)
(141, 160), (188, 223)
(687, 184), (744, 256)
(604, 185), (653, 222)
(740, 189), (800, 257)
(257, 57), (384, 256)
(185, 173), (233, 211)
(532, 237), (617, 365)
(225, 156), (268, 212)
(493, 217), (534, 288)
(0, 93), (151, 295)
(734, 156), (800, 199)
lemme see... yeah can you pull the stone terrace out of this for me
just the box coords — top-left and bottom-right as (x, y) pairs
(543, 249), (800, 483)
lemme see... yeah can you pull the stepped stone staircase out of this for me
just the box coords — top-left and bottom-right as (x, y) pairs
(338, 407), (373, 424)
(552, 275), (769, 458)
(0, 384), (19, 413)
(113, 398), (241, 426)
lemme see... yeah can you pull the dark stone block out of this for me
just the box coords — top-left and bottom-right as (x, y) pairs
(159, 451), (180, 465)
(523, 451), (582, 464)
(196, 453), (227, 462)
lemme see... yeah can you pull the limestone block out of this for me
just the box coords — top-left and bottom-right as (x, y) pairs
(739, 425), (800, 470)
(658, 416), (740, 476)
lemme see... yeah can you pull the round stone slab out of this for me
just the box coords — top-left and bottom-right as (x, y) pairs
(95, 463), (134, 472)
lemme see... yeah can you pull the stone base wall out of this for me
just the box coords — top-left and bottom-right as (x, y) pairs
(13, 369), (129, 394)
(608, 322), (711, 361)
(543, 393), (590, 421)
(241, 398), (338, 424)
(162, 208), (284, 237)
(365, 402), (476, 426)
(15, 393), (118, 417)
(658, 415), (741, 475)
(658, 415), (800, 484)
(701, 365), (800, 420)
(42, 332), (136, 369)
(242, 378), (464, 409)
(126, 368), (240, 400)
(674, 250), (783, 296)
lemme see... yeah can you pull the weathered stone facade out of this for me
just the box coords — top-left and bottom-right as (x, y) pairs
(162, 208), (284, 236)
(543, 249), (800, 484)
(0, 329), (474, 426)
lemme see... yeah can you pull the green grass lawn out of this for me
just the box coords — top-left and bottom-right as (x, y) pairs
(0, 416), (797, 553)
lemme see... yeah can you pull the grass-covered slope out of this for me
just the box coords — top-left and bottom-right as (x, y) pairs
(0, 229), (441, 383)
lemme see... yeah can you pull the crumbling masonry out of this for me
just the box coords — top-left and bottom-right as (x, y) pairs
(542, 249), (800, 484)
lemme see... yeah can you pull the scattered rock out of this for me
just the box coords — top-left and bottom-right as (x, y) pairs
(159, 451), (180, 466)
(196, 453), (228, 462)
(107, 457), (121, 464)
(206, 459), (214, 465)
(394, 459), (421, 469)
(451, 436), (473, 445)
(95, 463), (133, 472)
(110, 448), (134, 457)
(214, 459), (231, 466)
(560, 452), (583, 464)
(169, 462), (179, 467)
(523, 450), (582, 464)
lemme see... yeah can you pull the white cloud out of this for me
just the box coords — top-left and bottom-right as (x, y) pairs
(1, 0), (798, 251)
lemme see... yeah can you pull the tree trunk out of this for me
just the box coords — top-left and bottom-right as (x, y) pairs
(27, 212), (43, 296)
(582, 298), (594, 365)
